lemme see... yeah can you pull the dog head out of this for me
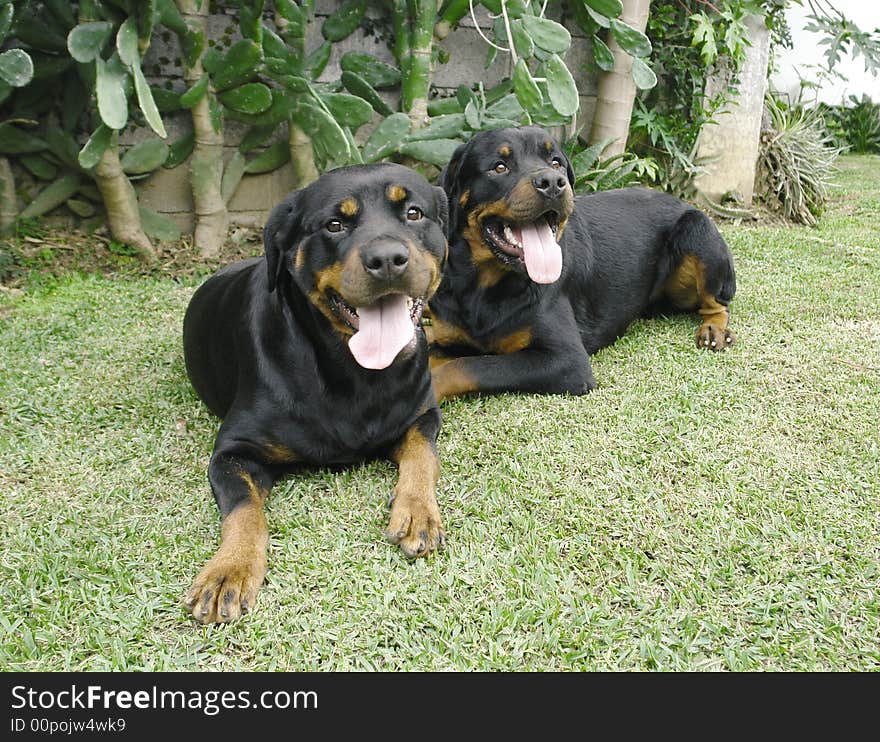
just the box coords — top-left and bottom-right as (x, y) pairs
(263, 163), (449, 370)
(439, 126), (574, 286)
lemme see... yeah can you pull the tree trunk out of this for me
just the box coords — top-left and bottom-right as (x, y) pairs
(0, 157), (17, 233)
(178, 0), (227, 258)
(276, 7), (318, 187)
(588, 0), (652, 157)
(80, 0), (155, 259)
(401, 0), (435, 130)
(95, 143), (156, 258)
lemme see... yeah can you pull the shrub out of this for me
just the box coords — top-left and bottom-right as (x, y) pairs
(756, 94), (842, 226)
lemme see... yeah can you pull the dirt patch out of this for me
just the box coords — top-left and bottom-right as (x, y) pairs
(0, 224), (265, 287)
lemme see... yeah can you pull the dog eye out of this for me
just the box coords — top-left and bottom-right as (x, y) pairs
(493, 162), (508, 174)
(551, 158), (563, 169)
(325, 219), (344, 233)
(406, 207), (423, 221)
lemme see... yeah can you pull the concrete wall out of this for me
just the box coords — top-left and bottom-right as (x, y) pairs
(693, 14), (771, 205)
(133, 2), (599, 231)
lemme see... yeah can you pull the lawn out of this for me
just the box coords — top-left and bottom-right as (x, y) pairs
(0, 155), (877, 671)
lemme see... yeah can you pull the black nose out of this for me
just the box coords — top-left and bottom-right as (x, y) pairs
(361, 240), (410, 280)
(532, 169), (567, 200)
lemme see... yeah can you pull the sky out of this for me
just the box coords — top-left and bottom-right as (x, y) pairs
(769, 1), (880, 105)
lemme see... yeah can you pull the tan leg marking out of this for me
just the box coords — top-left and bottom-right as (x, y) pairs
(185, 472), (269, 624)
(385, 427), (444, 558)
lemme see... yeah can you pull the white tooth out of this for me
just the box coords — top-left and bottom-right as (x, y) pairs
(406, 297), (414, 311)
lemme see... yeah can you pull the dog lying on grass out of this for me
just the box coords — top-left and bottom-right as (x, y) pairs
(427, 125), (737, 401)
(183, 163), (449, 623)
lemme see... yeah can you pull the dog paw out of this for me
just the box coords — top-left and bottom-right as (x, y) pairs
(695, 324), (736, 351)
(384, 492), (445, 558)
(184, 550), (267, 624)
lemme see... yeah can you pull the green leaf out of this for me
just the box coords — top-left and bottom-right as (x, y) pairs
(631, 57), (657, 90)
(543, 54), (579, 118)
(509, 20), (534, 59)
(149, 85), (182, 113)
(570, 138), (614, 179)
(290, 101), (352, 165)
(362, 112), (411, 162)
(0, 5), (14, 46)
(202, 47), (223, 75)
(398, 139), (461, 168)
(156, 0), (187, 36)
(31, 52), (74, 81)
(583, 0), (623, 18)
(44, 128), (81, 171)
(67, 21), (114, 63)
(133, 65), (167, 138)
(222, 89), (297, 128)
(521, 16), (571, 55)
(275, 0), (303, 24)
(116, 17), (139, 68)
(464, 100), (481, 129)
(340, 71), (393, 116)
(405, 114), (466, 142)
(322, 0), (366, 43)
(610, 19), (652, 58)
(121, 138), (169, 174)
(218, 83), (273, 114)
(244, 140), (290, 174)
(592, 34), (614, 72)
(427, 96), (463, 117)
(513, 59), (542, 112)
(212, 39), (262, 92)
(19, 154), (58, 180)
(66, 198), (96, 218)
(323, 93), (373, 129)
(139, 205), (181, 242)
(20, 174), (80, 219)
(304, 41), (332, 80)
(0, 124), (47, 155)
(181, 28), (205, 70)
(95, 54), (129, 130)
(78, 124), (113, 169)
(164, 130), (194, 168)
(0, 49), (33, 87)
(222, 151), (246, 205)
(340, 52), (401, 89)
(180, 74), (209, 108)
(238, 125), (276, 154)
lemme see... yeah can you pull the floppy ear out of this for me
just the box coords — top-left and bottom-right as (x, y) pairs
(432, 186), (449, 237)
(263, 191), (301, 293)
(564, 153), (576, 192)
(437, 140), (469, 236)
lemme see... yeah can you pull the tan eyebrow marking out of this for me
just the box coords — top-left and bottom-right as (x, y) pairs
(387, 184), (407, 202)
(499, 145), (511, 157)
(339, 198), (359, 216)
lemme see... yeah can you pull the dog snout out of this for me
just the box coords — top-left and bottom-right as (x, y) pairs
(532, 169), (568, 200)
(361, 239), (410, 281)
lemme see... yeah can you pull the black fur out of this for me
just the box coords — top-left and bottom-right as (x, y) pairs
(428, 126), (737, 399)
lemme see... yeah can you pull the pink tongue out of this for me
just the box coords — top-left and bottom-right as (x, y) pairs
(348, 294), (415, 370)
(514, 221), (562, 283)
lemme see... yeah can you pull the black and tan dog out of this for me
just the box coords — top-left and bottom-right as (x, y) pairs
(427, 126), (737, 401)
(183, 163), (448, 623)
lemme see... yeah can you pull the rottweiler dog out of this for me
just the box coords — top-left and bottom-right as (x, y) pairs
(427, 126), (737, 401)
(183, 163), (448, 623)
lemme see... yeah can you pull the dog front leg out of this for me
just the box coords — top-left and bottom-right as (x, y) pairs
(385, 409), (445, 558)
(431, 346), (595, 402)
(185, 450), (273, 623)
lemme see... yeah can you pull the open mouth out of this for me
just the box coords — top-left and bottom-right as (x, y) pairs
(483, 211), (560, 265)
(328, 291), (424, 331)
(328, 290), (425, 370)
(481, 210), (563, 284)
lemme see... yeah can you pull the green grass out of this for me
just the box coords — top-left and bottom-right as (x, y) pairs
(1, 155), (878, 671)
